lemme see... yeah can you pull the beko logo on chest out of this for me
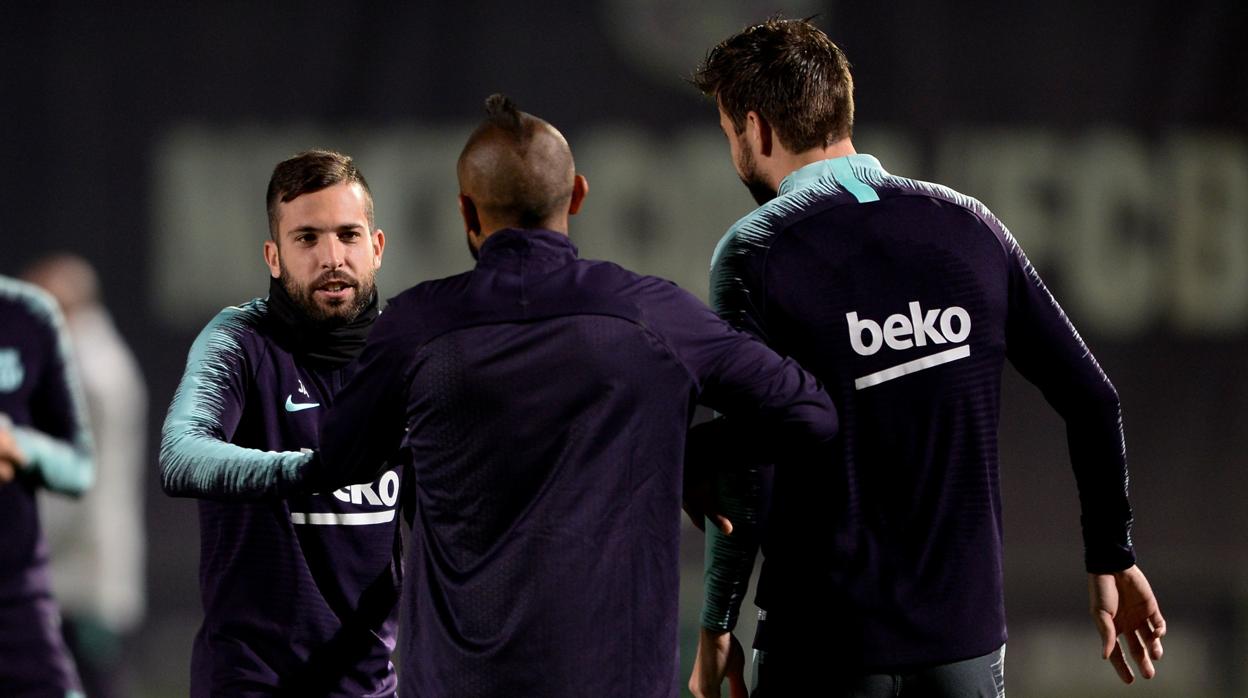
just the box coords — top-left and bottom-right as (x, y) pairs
(846, 301), (971, 356)
(845, 301), (973, 390)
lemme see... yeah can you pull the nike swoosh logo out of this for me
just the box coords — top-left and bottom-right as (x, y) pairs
(285, 395), (321, 412)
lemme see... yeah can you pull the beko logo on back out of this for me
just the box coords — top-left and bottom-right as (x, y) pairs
(846, 301), (971, 356)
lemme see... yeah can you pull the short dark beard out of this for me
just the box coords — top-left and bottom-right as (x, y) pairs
(738, 142), (778, 206)
(278, 263), (375, 329)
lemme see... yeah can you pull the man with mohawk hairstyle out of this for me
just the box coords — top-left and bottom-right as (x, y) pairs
(295, 94), (839, 697)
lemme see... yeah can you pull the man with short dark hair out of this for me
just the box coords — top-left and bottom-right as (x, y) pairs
(292, 94), (839, 697)
(687, 17), (1165, 697)
(0, 274), (94, 698)
(160, 150), (405, 697)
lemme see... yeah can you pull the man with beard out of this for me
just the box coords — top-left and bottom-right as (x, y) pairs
(686, 18), (1165, 698)
(160, 150), (405, 697)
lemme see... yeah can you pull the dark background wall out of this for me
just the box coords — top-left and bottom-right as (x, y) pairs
(3, 1), (1245, 695)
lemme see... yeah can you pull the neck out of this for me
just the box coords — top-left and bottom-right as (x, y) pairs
(765, 137), (857, 191)
(266, 277), (379, 367)
(478, 217), (569, 242)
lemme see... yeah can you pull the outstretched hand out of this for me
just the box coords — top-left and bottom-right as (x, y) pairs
(689, 628), (748, 698)
(1089, 565), (1165, 683)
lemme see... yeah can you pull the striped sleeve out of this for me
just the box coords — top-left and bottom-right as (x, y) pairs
(4, 279), (95, 495)
(999, 222), (1135, 573)
(159, 301), (310, 499)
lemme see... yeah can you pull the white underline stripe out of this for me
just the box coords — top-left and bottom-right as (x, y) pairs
(854, 345), (971, 390)
(290, 510), (396, 526)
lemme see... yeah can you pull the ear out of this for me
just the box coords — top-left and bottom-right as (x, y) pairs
(458, 194), (481, 234)
(263, 239), (281, 278)
(568, 175), (588, 216)
(370, 229), (386, 269)
(746, 110), (773, 158)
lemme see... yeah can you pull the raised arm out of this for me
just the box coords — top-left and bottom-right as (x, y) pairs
(160, 307), (310, 499)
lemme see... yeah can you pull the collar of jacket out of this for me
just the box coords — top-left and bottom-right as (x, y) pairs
(266, 276), (379, 369)
(475, 228), (579, 272)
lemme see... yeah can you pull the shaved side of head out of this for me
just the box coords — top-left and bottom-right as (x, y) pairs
(457, 94), (576, 229)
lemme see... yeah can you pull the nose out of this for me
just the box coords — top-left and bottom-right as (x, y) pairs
(319, 235), (346, 269)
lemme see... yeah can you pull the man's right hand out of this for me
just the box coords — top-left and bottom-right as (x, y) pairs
(1089, 565), (1166, 683)
(0, 422), (25, 485)
(689, 628), (748, 698)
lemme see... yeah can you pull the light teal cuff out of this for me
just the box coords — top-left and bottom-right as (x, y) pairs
(12, 425), (94, 495)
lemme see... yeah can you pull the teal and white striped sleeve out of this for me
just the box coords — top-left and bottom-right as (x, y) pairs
(159, 303), (310, 500)
(7, 283), (94, 496)
(699, 216), (771, 632)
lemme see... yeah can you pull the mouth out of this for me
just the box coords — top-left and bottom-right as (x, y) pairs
(313, 278), (357, 303)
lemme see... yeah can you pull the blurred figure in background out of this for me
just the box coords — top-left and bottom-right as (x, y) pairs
(24, 254), (148, 698)
(0, 274), (95, 697)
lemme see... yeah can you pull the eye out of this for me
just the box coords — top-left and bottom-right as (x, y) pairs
(339, 230), (363, 242)
(296, 233), (317, 245)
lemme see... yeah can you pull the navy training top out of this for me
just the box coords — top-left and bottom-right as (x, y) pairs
(308, 228), (838, 697)
(0, 275), (93, 695)
(160, 297), (405, 697)
(701, 154), (1135, 669)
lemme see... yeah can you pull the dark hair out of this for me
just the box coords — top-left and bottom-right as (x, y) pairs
(692, 17), (854, 153)
(457, 94), (575, 229)
(265, 149), (374, 239)
(483, 93), (525, 136)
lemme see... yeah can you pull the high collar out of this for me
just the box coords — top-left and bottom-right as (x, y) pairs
(475, 228), (579, 272)
(266, 276), (379, 369)
(777, 153), (885, 197)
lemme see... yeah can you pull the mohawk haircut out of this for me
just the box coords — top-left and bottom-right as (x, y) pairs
(484, 93), (524, 135)
(693, 17), (855, 153)
(457, 94), (575, 229)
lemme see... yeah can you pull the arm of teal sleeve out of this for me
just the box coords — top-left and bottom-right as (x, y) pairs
(159, 415), (312, 499)
(701, 462), (764, 632)
(12, 424), (94, 496)
(158, 305), (312, 500)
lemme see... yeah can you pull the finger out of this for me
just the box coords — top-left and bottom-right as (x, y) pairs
(1139, 615), (1165, 661)
(0, 462), (14, 484)
(712, 514), (734, 536)
(727, 637), (748, 698)
(1092, 610), (1117, 659)
(1108, 638), (1135, 684)
(1149, 610), (1167, 640)
(1129, 629), (1156, 679)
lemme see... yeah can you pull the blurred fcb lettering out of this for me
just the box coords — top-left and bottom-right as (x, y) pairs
(153, 124), (1247, 337)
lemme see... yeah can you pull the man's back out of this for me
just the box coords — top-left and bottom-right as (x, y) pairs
(711, 155), (1131, 668)
(317, 227), (836, 697)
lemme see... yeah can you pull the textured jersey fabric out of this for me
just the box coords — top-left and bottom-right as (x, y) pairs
(160, 298), (404, 698)
(0, 275), (93, 696)
(308, 228), (838, 697)
(702, 155), (1135, 669)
